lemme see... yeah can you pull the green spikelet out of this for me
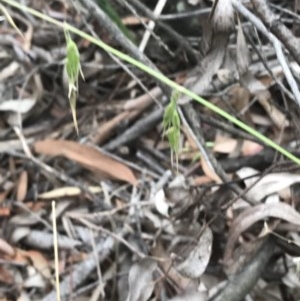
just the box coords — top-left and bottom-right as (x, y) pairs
(163, 90), (181, 169)
(64, 25), (84, 134)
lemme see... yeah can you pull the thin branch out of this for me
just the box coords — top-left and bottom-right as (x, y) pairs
(210, 238), (276, 301)
(159, 7), (210, 20)
(81, 16), (162, 108)
(103, 108), (164, 151)
(179, 103), (256, 205)
(233, 0), (300, 108)
(124, 0), (199, 63)
(251, 0), (300, 66)
(77, 0), (171, 97)
(117, 0), (174, 57)
(138, 0), (167, 52)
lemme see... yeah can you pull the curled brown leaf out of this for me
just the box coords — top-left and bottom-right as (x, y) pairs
(224, 202), (300, 263)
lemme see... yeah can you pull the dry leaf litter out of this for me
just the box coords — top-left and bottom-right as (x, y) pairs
(0, 0), (300, 300)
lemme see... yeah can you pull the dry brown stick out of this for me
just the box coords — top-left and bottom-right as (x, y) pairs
(42, 235), (116, 301)
(123, 0), (199, 64)
(178, 0), (235, 105)
(6, 150), (108, 208)
(250, 0), (300, 67)
(199, 113), (261, 143)
(77, 0), (171, 97)
(180, 104), (256, 205)
(233, 0), (300, 108)
(210, 238), (276, 301)
(103, 108), (164, 151)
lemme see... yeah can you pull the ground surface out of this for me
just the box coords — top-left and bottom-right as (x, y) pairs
(1, 0), (300, 300)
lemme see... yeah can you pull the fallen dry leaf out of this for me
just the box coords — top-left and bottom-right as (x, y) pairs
(22, 20), (33, 52)
(12, 227), (82, 250)
(0, 98), (36, 114)
(183, 125), (222, 183)
(17, 291), (30, 301)
(153, 188), (169, 217)
(151, 241), (190, 289)
(123, 86), (161, 111)
(175, 226), (213, 279)
(22, 250), (51, 279)
(0, 265), (14, 285)
(0, 238), (15, 256)
(242, 140), (264, 156)
(0, 190), (9, 203)
(122, 16), (149, 25)
(201, 155), (222, 183)
(38, 186), (102, 199)
(33, 140), (137, 185)
(169, 291), (207, 301)
(90, 88), (161, 145)
(250, 113), (272, 126)
(0, 61), (19, 81)
(16, 170), (28, 202)
(213, 137), (263, 156)
(190, 175), (213, 186)
(257, 91), (289, 128)
(23, 265), (46, 288)
(90, 111), (134, 145)
(224, 202), (300, 263)
(126, 258), (157, 301)
(236, 167), (300, 202)
(0, 208), (10, 216)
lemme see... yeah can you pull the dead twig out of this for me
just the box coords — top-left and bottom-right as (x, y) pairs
(103, 108), (164, 151)
(251, 0), (300, 67)
(180, 104), (256, 205)
(77, 0), (172, 97)
(233, 1), (300, 108)
(210, 238), (276, 301)
(122, 0), (199, 63)
(42, 234), (115, 301)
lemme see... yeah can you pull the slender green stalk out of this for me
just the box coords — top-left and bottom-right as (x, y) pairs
(2, 0), (300, 165)
(51, 201), (61, 301)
